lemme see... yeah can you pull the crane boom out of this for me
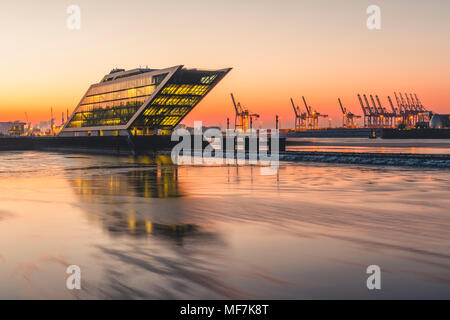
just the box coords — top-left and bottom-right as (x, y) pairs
(387, 96), (397, 115)
(338, 98), (346, 114)
(409, 93), (416, 110)
(230, 93), (239, 114)
(357, 94), (368, 116)
(369, 95), (380, 115)
(399, 93), (408, 111)
(302, 96), (311, 116)
(290, 98), (299, 117)
(375, 95), (387, 113)
(414, 94), (422, 110)
(405, 93), (414, 111)
(394, 92), (403, 113)
(414, 93), (425, 112)
(363, 94), (376, 115)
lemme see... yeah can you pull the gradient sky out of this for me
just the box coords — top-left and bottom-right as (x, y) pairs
(0, 0), (449, 128)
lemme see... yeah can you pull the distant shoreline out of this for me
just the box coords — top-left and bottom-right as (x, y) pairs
(280, 150), (450, 168)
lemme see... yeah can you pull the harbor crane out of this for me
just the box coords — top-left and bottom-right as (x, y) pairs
(399, 92), (413, 122)
(369, 95), (382, 127)
(392, 92), (430, 128)
(357, 91), (429, 129)
(394, 92), (405, 116)
(387, 96), (398, 115)
(290, 98), (307, 129)
(375, 95), (393, 127)
(338, 98), (360, 128)
(363, 94), (378, 127)
(413, 93), (428, 122)
(302, 96), (328, 129)
(405, 93), (416, 113)
(414, 94), (424, 111)
(230, 93), (260, 132)
(387, 95), (404, 127)
(358, 94), (372, 128)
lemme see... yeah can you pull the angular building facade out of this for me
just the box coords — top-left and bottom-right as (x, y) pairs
(60, 65), (231, 137)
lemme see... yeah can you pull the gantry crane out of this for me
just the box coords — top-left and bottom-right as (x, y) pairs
(413, 93), (429, 122)
(392, 92), (431, 128)
(400, 92), (416, 127)
(387, 95), (403, 127)
(394, 92), (404, 114)
(369, 95), (382, 127)
(414, 94), (424, 111)
(358, 94), (371, 128)
(302, 96), (327, 129)
(290, 98), (307, 129)
(363, 94), (378, 127)
(338, 98), (361, 128)
(375, 95), (393, 127)
(230, 93), (260, 132)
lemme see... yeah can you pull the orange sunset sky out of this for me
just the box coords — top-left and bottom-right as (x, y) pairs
(0, 0), (449, 128)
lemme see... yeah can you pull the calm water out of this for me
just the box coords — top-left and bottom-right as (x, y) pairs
(0, 151), (449, 299)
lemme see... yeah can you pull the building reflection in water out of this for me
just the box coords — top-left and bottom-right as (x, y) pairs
(65, 155), (241, 298)
(68, 155), (217, 244)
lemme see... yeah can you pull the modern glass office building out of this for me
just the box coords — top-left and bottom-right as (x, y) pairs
(60, 65), (231, 137)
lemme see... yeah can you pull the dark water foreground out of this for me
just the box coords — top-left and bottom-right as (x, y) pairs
(0, 151), (449, 299)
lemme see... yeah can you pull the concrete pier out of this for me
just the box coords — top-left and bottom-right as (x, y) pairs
(0, 135), (286, 155)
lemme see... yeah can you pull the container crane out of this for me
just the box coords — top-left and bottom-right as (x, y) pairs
(414, 94), (425, 112)
(230, 93), (260, 132)
(357, 94), (372, 127)
(375, 95), (392, 127)
(394, 92), (403, 114)
(302, 96), (327, 129)
(408, 93), (418, 111)
(369, 95), (382, 127)
(290, 98), (306, 129)
(387, 96), (397, 114)
(405, 93), (417, 112)
(413, 93), (429, 122)
(363, 94), (378, 127)
(399, 92), (415, 126)
(387, 95), (403, 127)
(338, 98), (360, 128)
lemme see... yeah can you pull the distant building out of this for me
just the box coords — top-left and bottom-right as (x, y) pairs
(430, 114), (450, 128)
(60, 65), (231, 137)
(0, 121), (25, 136)
(36, 120), (51, 131)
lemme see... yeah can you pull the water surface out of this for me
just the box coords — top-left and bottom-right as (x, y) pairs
(0, 151), (449, 299)
(288, 137), (450, 154)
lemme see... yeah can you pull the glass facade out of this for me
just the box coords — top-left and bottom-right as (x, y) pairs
(67, 72), (161, 128)
(63, 66), (231, 135)
(131, 69), (220, 133)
